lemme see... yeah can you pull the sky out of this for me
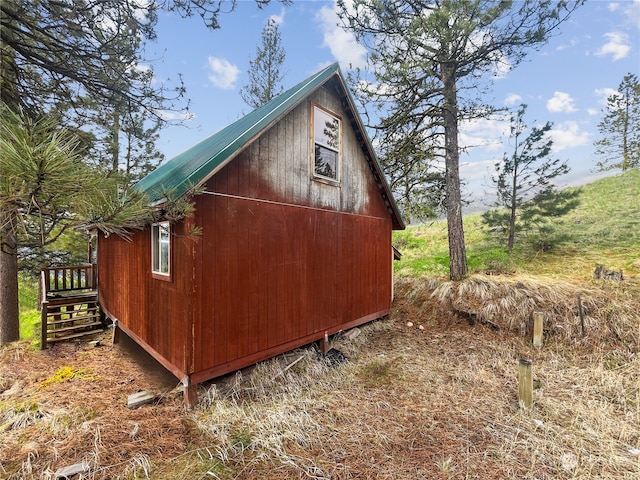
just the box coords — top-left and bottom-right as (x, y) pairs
(147, 0), (640, 210)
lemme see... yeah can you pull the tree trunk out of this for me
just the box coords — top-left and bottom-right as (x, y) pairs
(508, 163), (518, 254)
(442, 63), (468, 280)
(0, 220), (20, 345)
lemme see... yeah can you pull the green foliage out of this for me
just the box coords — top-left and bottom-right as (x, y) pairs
(483, 104), (579, 253)
(240, 17), (287, 109)
(19, 229), (90, 276)
(18, 273), (38, 311)
(467, 248), (516, 275)
(1, 107), (155, 247)
(19, 311), (40, 343)
(150, 450), (233, 480)
(393, 226), (450, 277)
(378, 125), (445, 224)
(1, 107), (94, 249)
(358, 359), (394, 388)
(18, 274), (40, 342)
(594, 73), (640, 172)
(393, 229), (428, 251)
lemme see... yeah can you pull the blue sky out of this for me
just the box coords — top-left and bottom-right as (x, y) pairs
(148, 0), (640, 208)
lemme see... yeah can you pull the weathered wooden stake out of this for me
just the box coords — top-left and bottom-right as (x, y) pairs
(40, 300), (49, 350)
(532, 312), (544, 348)
(577, 293), (586, 337)
(319, 332), (330, 356)
(518, 359), (533, 410)
(111, 318), (120, 344)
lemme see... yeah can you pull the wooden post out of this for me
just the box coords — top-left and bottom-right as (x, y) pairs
(532, 312), (544, 348)
(40, 300), (49, 350)
(111, 319), (120, 344)
(183, 376), (198, 408)
(319, 332), (330, 356)
(577, 293), (586, 337)
(518, 359), (533, 410)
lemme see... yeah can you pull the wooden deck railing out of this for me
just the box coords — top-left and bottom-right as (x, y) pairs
(40, 264), (97, 300)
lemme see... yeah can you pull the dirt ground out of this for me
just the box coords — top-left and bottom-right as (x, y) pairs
(0, 330), (193, 477)
(1, 276), (638, 479)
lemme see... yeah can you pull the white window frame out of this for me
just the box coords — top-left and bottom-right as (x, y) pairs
(151, 221), (171, 277)
(312, 104), (341, 183)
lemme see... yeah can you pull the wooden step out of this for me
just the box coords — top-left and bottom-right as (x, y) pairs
(47, 321), (103, 335)
(46, 313), (101, 325)
(47, 329), (105, 343)
(41, 293), (103, 349)
(47, 305), (98, 317)
(45, 300), (98, 310)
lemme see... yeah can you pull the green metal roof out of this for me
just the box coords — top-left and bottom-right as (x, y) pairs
(136, 62), (405, 229)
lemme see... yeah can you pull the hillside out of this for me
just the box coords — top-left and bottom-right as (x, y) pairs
(1, 170), (638, 479)
(394, 169), (640, 282)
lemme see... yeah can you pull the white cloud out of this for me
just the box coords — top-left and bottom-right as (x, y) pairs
(504, 93), (522, 106)
(555, 38), (578, 52)
(548, 121), (590, 152)
(459, 115), (510, 152)
(595, 32), (631, 61)
(158, 110), (195, 121)
(207, 57), (240, 90)
(316, 3), (367, 70)
(623, 0), (640, 29)
(546, 91), (577, 113)
(269, 9), (285, 25)
(460, 158), (496, 182)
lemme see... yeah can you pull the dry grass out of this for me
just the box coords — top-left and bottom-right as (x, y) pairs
(425, 274), (639, 348)
(1, 275), (639, 479)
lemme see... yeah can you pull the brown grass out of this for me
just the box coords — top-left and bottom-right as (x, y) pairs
(1, 275), (638, 479)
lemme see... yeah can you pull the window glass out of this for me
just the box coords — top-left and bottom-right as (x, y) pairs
(313, 106), (340, 181)
(151, 222), (170, 276)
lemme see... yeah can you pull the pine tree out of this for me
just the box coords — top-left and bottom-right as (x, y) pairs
(240, 18), (286, 109)
(339, 0), (584, 280)
(594, 73), (640, 172)
(483, 104), (579, 254)
(0, 0), (288, 345)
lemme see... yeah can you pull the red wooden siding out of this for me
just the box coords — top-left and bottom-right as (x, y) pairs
(98, 222), (194, 378)
(192, 192), (391, 379)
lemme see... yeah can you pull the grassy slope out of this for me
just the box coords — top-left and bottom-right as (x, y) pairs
(394, 169), (640, 282)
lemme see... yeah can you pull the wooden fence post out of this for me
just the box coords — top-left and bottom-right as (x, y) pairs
(518, 359), (533, 410)
(40, 300), (49, 350)
(533, 312), (544, 348)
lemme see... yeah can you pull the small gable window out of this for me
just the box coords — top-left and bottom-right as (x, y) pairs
(312, 105), (341, 182)
(151, 221), (171, 277)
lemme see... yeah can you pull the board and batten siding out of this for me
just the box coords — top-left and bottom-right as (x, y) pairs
(97, 221), (194, 379)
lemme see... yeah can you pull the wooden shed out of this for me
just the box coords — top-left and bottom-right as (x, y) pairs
(97, 63), (405, 405)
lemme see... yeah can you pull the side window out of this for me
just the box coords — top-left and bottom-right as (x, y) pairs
(151, 221), (171, 277)
(312, 105), (341, 182)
